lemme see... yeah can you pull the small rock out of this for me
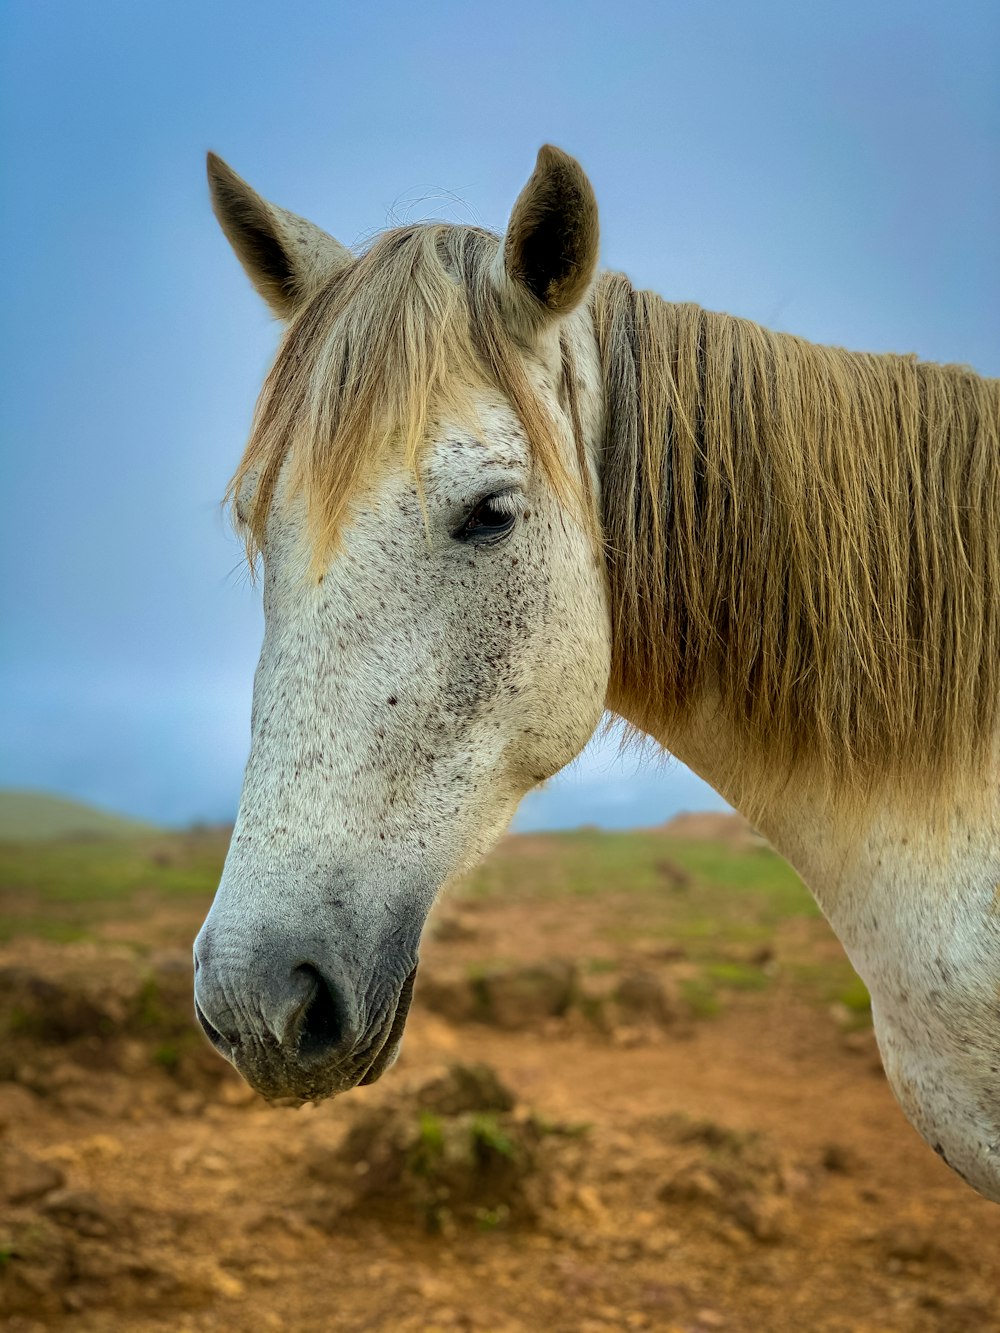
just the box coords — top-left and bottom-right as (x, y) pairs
(0, 1081), (42, 1127)
(730, 1193), (788, 1243)
(573, 1184), (607, 1219)
(610, 1024), (646, 1048)
(413, 1273), (452, 1300)
(41, 1188), (115, 1238)
(174, 1090), (207, 1116)
(428, 912), (480, 943)
(1, 1143), (66, 1204)
(211, 1267), (246, 1299)
(79, 1133), (123, 1160)
(695, 1310), (726, 1328)
(659, 1165), (724, 1205)
(821, 1142), (859, 1174)
(882, 1225), (957, 1267)
(614, 970), (676, 1026)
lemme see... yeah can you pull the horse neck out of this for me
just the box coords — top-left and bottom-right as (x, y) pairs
(568, 290), (1000, 893)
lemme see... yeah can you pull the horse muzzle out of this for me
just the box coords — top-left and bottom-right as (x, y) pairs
(192, 922), (419, 1102)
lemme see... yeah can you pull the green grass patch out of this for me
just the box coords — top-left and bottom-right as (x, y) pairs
(0, 916), (88, 945)
(679, 976), (722, 1019)
(835, 976), (873, 1028)
(417, 1110), (445, 1151)
(470, 1113), (516, 1159)
(0, 836), (225, 904)
(583, 956), (619, 975)
(0, 832), (228, 942)
(706, 961), (771, 992)
(152, 1042), (181, 1071)
(786, 961), (873, 1026)
(461, 833), (817, 944)
(837, 976), (872, 1013)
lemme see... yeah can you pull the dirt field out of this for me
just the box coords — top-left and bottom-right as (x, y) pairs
(2, 823), (998, 1332)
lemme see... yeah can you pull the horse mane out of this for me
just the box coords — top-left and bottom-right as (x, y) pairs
(593, 271), (1000, 800)
(228, 223), (570, 569)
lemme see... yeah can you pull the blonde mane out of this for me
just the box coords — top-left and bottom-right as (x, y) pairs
(228, 224), (570, 566)
(228, 226), (1000, 799)
(594, 272), (1000, 799)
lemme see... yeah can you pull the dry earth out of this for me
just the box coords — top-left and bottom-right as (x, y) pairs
(1, 823), (998, 1332)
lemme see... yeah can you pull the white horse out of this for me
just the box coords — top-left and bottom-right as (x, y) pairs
(195, 146), (1000, 1203)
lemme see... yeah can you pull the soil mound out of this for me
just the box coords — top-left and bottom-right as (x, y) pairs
(657, 1115), (813, 1243)
(302, 1063), (582, 1234)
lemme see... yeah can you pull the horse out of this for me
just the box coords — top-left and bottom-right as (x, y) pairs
(194, 145), (1000, 1203)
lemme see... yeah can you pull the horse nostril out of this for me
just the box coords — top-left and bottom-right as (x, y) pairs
(195, 998), (239, 1051)
(293, 964), (349, 1060)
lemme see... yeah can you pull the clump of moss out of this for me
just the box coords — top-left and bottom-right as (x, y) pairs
(316, 1063), (581, 1233)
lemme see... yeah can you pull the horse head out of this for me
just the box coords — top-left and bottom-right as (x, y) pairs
(194, 148), (610, 1101)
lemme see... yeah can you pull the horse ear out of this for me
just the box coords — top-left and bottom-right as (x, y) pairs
(495, 145), (600, 337)
(206, 152), (351, 320)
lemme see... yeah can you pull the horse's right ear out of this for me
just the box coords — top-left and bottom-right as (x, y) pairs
(494, 145), (600, 341)
(206, 153), (352, 320)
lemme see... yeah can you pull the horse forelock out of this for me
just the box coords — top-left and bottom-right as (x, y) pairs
(225, 222), (575, 574)
(594, 271), (1000, 809)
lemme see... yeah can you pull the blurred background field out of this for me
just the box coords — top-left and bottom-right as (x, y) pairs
(2, 799), (999, 1332)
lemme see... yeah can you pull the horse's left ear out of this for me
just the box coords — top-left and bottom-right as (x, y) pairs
(495, 145), (600, 337)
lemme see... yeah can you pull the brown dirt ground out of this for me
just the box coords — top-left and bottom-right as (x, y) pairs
(2, 836), (999, 1333)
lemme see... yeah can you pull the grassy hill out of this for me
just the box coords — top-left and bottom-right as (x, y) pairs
(0, 789), (160, 842)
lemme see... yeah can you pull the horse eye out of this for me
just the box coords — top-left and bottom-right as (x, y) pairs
(454, 494), (518, 543)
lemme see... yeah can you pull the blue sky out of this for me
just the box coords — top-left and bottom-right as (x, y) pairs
(1, 1), (997, 829)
